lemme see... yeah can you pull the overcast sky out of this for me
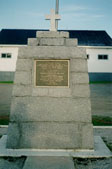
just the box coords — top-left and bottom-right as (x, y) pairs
(0, 0), (112, 37)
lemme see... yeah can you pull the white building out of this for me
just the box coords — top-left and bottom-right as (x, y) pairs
(86, 46), (112, 81)
(0, 29), (112, 82)
(0, 45), (20, 81)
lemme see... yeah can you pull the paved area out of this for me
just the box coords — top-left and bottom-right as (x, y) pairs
(90, 84), (112, 117)
(0, 84), (12, 116)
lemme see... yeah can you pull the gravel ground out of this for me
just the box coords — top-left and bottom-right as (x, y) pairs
(74, 158), (112, 169)
(0, 157), (26, 169)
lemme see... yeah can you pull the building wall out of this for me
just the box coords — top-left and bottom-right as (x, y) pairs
(86, 47), (112, 82)
(0, 46), (18, 72)
(0, 71), (15, 81)
(0, 46), (18, 81)
(86, 47), (112, 73)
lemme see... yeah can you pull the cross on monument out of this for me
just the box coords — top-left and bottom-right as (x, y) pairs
(45, 9), (61, 31)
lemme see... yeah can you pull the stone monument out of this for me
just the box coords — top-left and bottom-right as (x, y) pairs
(6, 6), (94, 150)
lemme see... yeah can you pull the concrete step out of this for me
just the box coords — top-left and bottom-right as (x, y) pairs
(23, 156), (75, 169)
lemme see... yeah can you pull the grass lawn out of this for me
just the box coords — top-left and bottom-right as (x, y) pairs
(89, 81), (112, 84)
(0, 115), (112, 126)
(0, 81), (13, 84)
(0, 116), (9, 125)
(92, 115), (112, 126)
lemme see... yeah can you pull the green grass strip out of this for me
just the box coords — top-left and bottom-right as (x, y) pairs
(0, 119), (9, 125)
(90, 81), (112, 84)
(0, 115), (112, 126)
(0, 81), (13, 84)
(0, 116), (9, 125)
(92, 115), (112, 126)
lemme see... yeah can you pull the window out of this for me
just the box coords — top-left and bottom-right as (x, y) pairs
(1, 53), (12, 58)
(87, 54), (89, 59)
(98, 55), (108, 60)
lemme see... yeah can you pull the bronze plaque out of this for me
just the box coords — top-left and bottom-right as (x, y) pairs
(35, 60), (69, 87)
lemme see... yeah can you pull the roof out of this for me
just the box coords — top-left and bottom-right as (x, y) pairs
(0, 29), (112, 46)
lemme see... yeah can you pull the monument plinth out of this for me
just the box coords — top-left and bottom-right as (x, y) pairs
(6, 31), (94, 150)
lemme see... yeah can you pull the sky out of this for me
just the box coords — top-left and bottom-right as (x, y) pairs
(0, 0), (112, 37)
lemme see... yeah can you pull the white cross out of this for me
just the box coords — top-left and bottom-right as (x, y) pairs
(45, 9), (61, 31)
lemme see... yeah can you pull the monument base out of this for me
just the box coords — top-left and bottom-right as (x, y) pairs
(0, 135), (111, 169)
(0, 135), (111, 158)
